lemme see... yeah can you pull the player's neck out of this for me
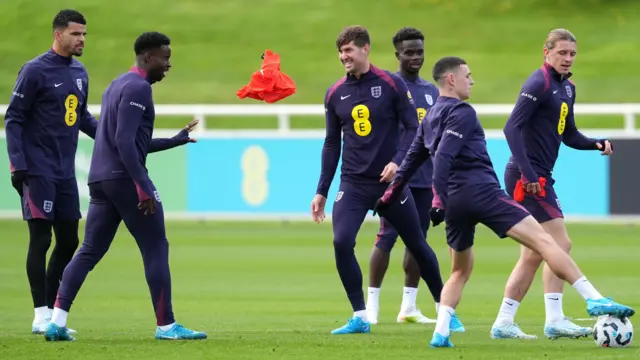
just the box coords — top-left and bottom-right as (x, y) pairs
(399, 69), (419, 82)
(51, 43), (71, 58)
(439, 89), (461, 100)
(352, 62), (371, 79)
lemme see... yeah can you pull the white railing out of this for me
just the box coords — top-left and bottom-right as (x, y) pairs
(1, 103), (640, 133)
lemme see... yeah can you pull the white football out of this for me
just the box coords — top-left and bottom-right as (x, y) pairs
(593, 316), (633, 348)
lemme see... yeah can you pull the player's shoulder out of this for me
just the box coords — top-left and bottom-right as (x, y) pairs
(120, 73), (153, 96)
(521, 66), (552, 94)
(445, 101), (477, 125)
(324, 75), (348, 103)
(370, 66), (405, 93)
(419, 78), (439, 94)
(450, 100), (476, 116)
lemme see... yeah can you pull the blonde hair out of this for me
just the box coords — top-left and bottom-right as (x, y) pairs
(544, 28), (577, 50)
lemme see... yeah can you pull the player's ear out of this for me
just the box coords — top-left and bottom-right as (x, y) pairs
(394, 51), (400, 60)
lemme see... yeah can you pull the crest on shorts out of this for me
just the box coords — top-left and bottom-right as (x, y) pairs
(335, 191), (344, 202)
(565, 85), (572, 98)
(76, 79), (83, 91)
(426, 94), (434, 105)
(371, 86), (382, 98)
(43, 200), (53, 213)
(154, 190), (162, 203)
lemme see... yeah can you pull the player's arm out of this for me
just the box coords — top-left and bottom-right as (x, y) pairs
(380, 124), (429, 205)
(147, 119), (198, 153)
(432, 105), (474, 208)
(4, 64), (39, 172)
(315, 90), (341, 198)
(561, 89), (602, 150)
(114, 82), (154, 201)
(391, 74), (418, 165)
(503, 75), (545, 183)
(79, 78), (98, 139)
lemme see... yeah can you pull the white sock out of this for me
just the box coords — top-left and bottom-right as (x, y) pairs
(544, 293), (565, 324)
(354, 310), (367, 322)
(34, 306), (50, 322)
(435, 302), (440, 314)
(51, 308), (68, 328)
(494, 298), (519, 326)
(434, 305), (454, 337)
(366, 287), (380, 310)
(571, 276), (603, 300)
(400, 287), (418, 311)
(158, 322), (176, 332)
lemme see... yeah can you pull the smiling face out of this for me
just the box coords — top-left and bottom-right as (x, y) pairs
(338, 40), (370, 75)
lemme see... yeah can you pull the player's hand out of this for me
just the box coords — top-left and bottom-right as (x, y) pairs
(372, 198), (389, 217)
(10, 170), (27, 197)
(596, 139), (613, 156)
(380, 162), (398, 183)
(138, 198), (157, 215)
(175, 119), (199, 144)
(429, 207), (445, 227)
(524, 182), (542, 195)
(311, 194), (327, 223)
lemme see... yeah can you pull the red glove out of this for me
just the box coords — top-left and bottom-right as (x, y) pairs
(514, 176), (547, 202)
(236, 50), (296, 103)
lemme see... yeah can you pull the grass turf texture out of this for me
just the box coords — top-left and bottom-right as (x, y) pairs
(0, 220), (639, 359)
(0, 0), (639, 130)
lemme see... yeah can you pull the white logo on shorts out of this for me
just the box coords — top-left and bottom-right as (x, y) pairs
(43, 200), (53, 213)
(154, 191), (162, 203)
(555, 198), (562, 210)
(400, 196), (408, 204)
(335, 191), (344, 202)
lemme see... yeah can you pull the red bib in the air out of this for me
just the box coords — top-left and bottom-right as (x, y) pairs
(236, 50), (296, 103)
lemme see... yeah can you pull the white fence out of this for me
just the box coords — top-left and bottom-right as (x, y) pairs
(1, 103), (640, 133)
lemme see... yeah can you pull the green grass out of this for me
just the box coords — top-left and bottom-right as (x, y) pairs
(0, 0), (639, 129)
(0, 220), (639, 359)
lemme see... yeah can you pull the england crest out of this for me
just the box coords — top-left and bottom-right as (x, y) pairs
(565, 85), (572, 98)
(76, 79), (83, 91)
(43, 200), (53, 213)
(371, 86), (382, 98)
(335, 191), (344, 202)
(426, 94), (434, 105)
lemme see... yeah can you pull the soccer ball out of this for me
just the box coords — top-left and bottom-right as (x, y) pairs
(593, 316), (633, 348)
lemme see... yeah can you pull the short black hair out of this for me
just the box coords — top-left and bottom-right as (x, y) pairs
(336, 25), (370, 49)
(392, 27), (424, 49)
(52, 9), (86, 31)
(134, 32), (171, 55)
(432, 56), (467, 84)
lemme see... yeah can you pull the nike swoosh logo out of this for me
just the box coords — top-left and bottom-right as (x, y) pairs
(341, 95), (350, 100)
(553, 90), (558, 94)
(549, 297), (559, 300)
(158, 335), (178, 339)
(400, 197), (408, 204)
(55, 83), (63, 87)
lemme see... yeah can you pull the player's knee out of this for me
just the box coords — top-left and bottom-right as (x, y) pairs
(520, 246), (543, 268)
(333, 233), (356, 252)
(27, 219), (53, 252)
(554, 234), (572, 253)
(374, 237), (394, 252)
